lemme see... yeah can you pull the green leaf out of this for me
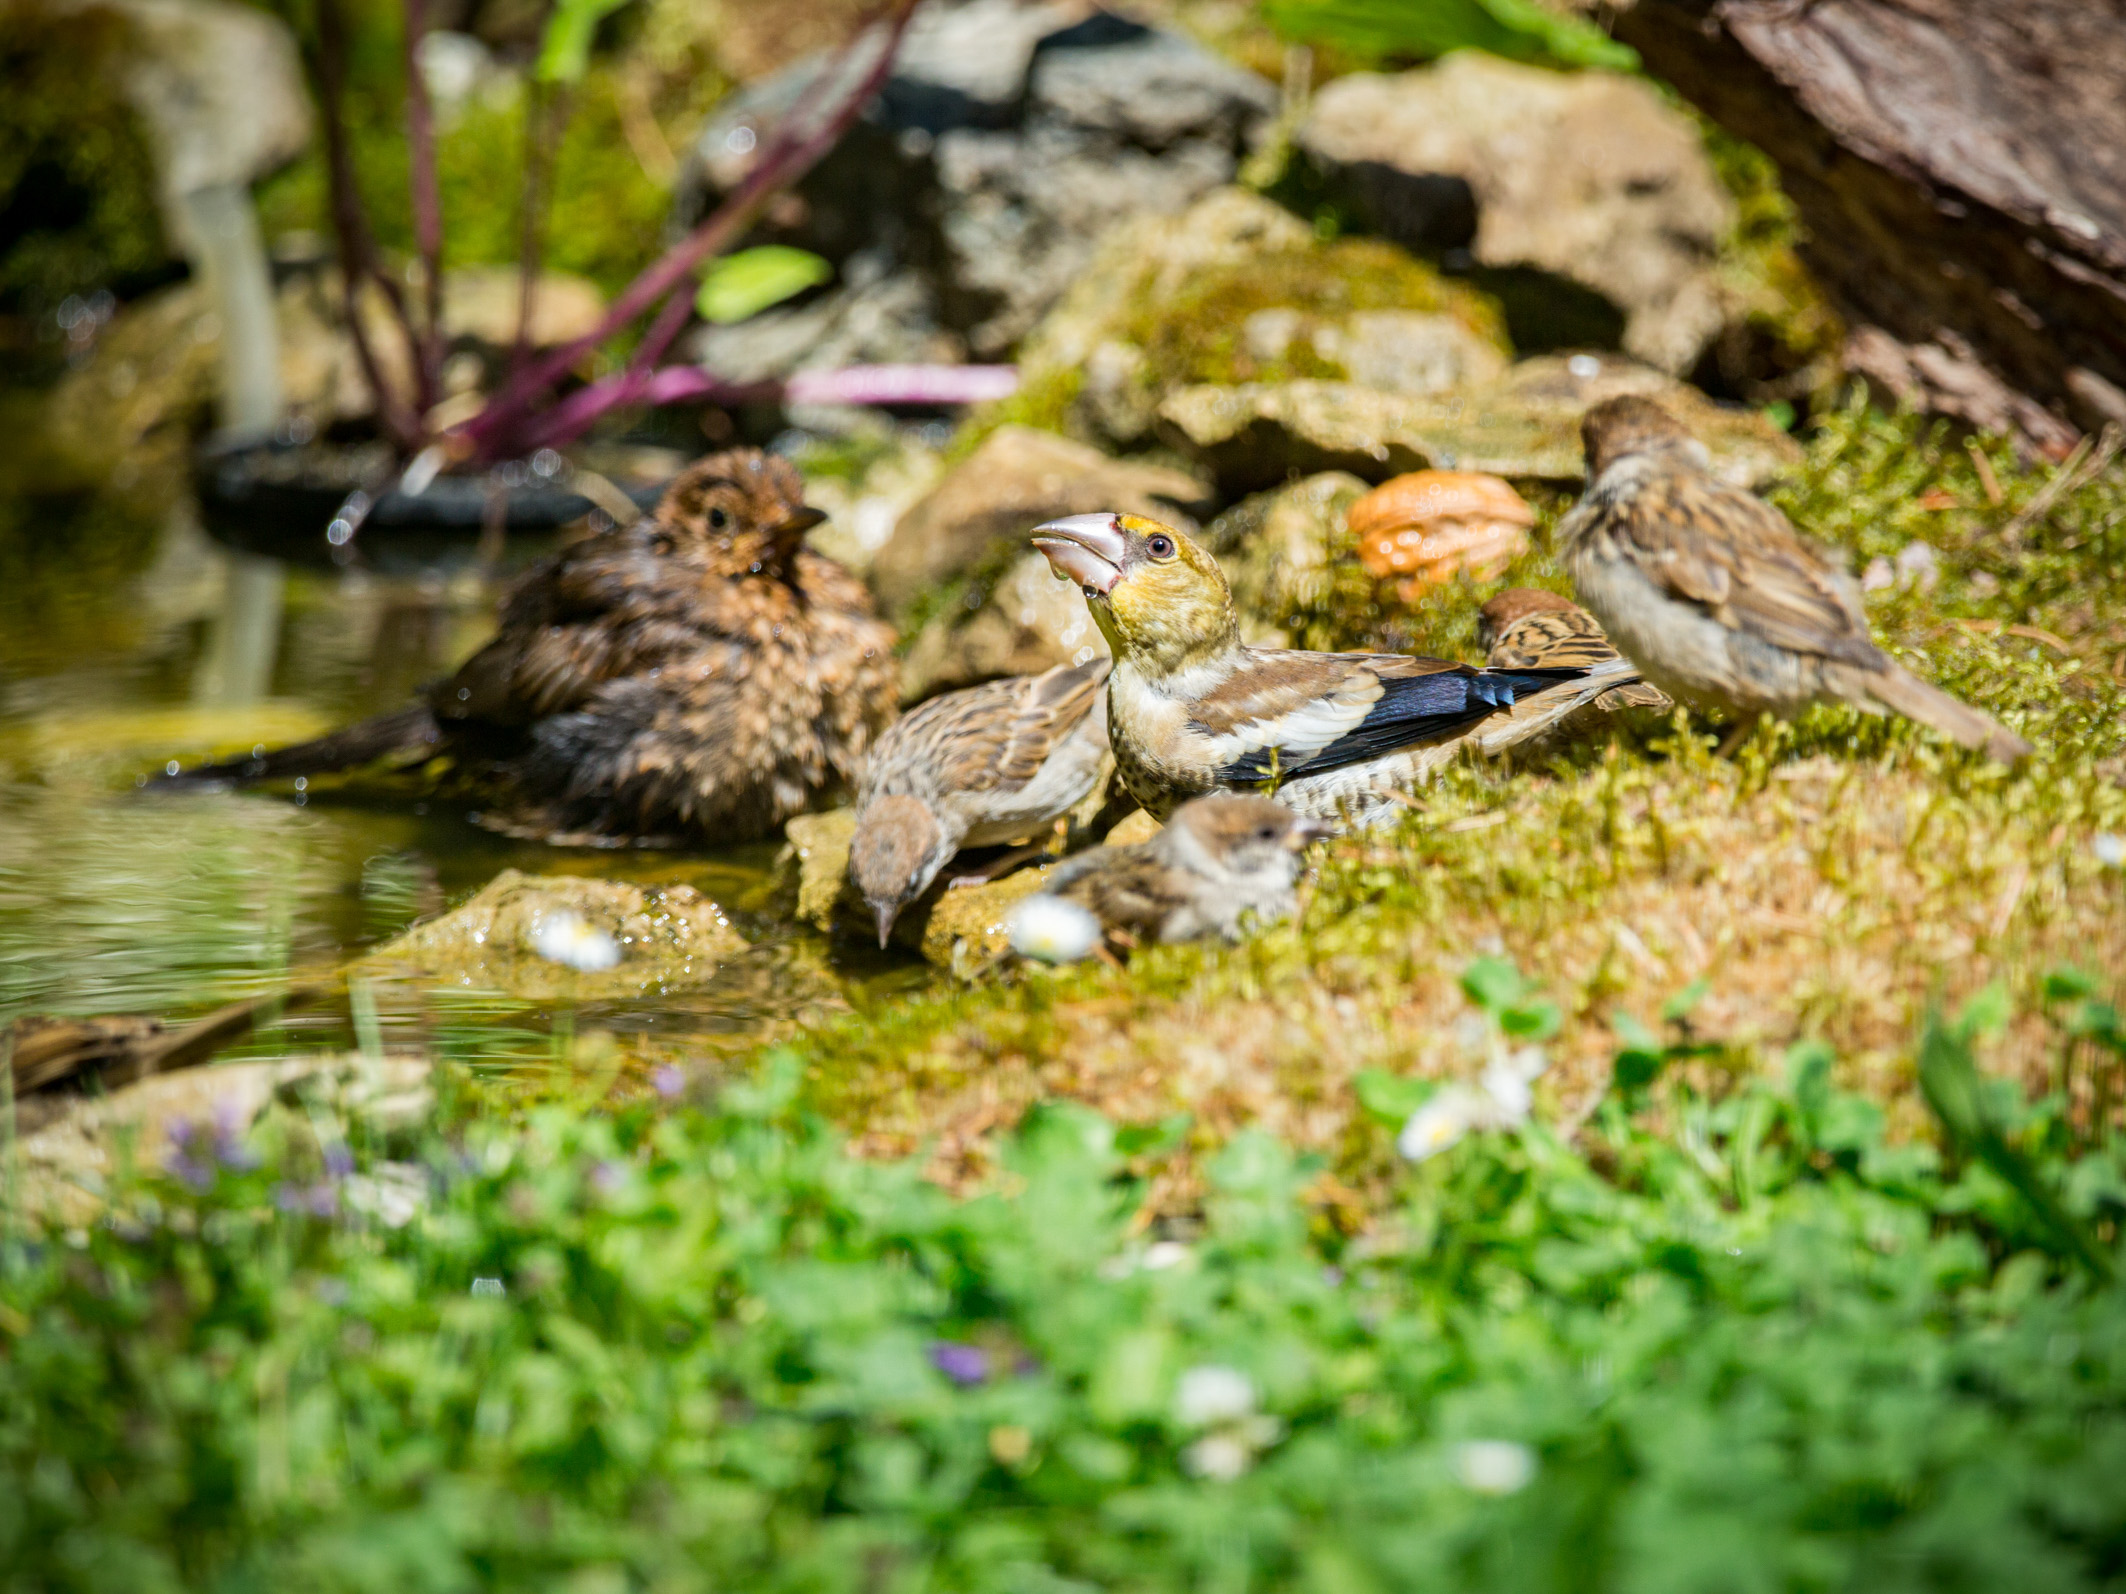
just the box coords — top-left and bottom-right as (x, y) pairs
(1612, 1046), (1665, 1093)
(1956, 981), (2012, 1041)
(1354, 1069), (1437, 1128)
(2041, 966), (2098, 1005)
(1460, 956), (1527, 1014)
(1500, 999), (1561, 1041)
(694, 247), (833, 325)
(535, 0), (631, 83)
(1261, 0), (1637, 71)
(1785, 1038), (1834, 1126)
(1114, 1113), (1193, 1158)
(1661, 977), (1712, 1026)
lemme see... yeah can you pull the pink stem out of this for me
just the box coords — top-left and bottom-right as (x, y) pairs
(457, 0), (921, 460)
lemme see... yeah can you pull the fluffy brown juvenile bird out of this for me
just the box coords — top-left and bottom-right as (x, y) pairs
(1027, 793), (1330, 949)
(158, 450), (900, 843)
(1559, 397), (2031, 762)
(1478, 588), (1672, 713)
(849, 658), (1113, 947)
(1031, 512), (1640, 825)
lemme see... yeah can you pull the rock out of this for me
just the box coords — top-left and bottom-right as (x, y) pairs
(869, 424), (1208, 618)
(898, 548), (1109, 701)
(796, 436), (949, 578)
(1206, 471), (1371, 646)
(785, 809), (861, 934)
(97, 0), (311, 203)
(917, 866), (1054, 972)
(1158, 354), (1801, 494)
(433, 267), (606, 352)
(688, 252), (965, 391)
(1299, 53), (1734, 373)
(1013, 187), (1511, 449)
(364, 870), (746, 1001)
(1102, 808), (1162, 847)
(16, 1052), (431, 1226)
(677, 7), (1276, 368)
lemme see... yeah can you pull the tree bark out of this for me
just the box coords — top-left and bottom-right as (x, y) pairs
(1613, 0), (2126, 453)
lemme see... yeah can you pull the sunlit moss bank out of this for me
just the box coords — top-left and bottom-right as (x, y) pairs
(796, 401), (2126, 1191)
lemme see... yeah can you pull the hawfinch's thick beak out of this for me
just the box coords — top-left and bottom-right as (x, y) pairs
(777, 506), (829, 538)
(1032, 512), (1127, 595)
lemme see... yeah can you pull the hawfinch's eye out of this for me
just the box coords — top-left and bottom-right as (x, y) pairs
(1146, 534), (1175, 559)
(709, 507), (730, 530)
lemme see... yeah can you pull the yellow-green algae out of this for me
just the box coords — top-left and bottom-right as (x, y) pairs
(788, 398), (2126, 1205)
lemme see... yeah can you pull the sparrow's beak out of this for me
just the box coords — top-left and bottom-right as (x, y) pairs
(776, 505), (829, 538)
(874, 902), (898, 951)
(1291, 817), (1336, 849)
(1032, 512), (1127, 596)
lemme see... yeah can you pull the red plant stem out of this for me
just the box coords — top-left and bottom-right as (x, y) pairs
(528, 271), (695, 450)
(311, 0), (424, 450)
(402, 0), (446, 415)
(458, 0), (921, 460)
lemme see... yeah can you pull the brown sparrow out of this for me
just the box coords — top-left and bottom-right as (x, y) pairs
(1478, 588), (1672, 713)
(1030, 793), (1331, 948)
(1558, 397), (2030, 762)
(849, 658), (1113, 947)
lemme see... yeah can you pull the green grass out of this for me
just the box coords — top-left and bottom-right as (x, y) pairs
(6, 979), (2126, 1592)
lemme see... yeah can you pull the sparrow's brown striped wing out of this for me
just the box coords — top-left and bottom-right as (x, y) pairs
(1490, 611), (1670, 711)
(1612, 473), (1885, 669)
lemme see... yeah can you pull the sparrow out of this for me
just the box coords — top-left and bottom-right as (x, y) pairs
(1033, 793), (1331, 948)
(848, 657), (1114, 947)
(156, 450), (901, 843)
(1478, 588), (1672, 713)
(1558, 397), (2032, 762)
(1029, 512), (1642, 824)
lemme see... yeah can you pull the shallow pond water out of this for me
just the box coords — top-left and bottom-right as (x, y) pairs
(0, 475), (911, 1073)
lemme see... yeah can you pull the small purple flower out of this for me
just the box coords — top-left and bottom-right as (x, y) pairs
(275, 1182), (341, 1219)
(587, 1161), (622, 1197)
(929, 1341), (989, 1387)
(169, 1154), (216, 1194)
(651, 1065), (685, 1101)
(323, 1142), (357, 1179)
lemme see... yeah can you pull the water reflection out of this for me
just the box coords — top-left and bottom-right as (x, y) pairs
(0, 472), (889, 1056)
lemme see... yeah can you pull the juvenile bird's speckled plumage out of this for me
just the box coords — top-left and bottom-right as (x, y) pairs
(1558, 397), (2031, 762)
(1030, 512), (1644, 825)
(1478, 588), (1672, 713)
(1040, 793), (1330, 946)
(849, 658), (1113, 946)
(160, 449), (901, 842)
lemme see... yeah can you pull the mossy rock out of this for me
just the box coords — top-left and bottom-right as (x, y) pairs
(364, 870), (746, 1002)
(1209, 471), (1372, 646)
(1159, 354), (1802, 495)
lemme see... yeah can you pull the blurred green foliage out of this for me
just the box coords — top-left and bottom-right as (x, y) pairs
(6, 987), (2126, 1592)
(0, 1), (169, 314)
(1263, 0), (1638, 72)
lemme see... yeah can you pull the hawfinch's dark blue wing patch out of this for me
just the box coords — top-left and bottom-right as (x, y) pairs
(1214, 667), (1583, 782)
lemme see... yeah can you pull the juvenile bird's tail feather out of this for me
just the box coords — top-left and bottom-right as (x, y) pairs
(1463, 657), (1648, 759)
(153, 704), (445, 786)
(1861, 665), (2032, 764)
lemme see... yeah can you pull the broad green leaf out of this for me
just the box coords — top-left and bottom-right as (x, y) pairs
(1460, 955), (1527, 1014)
(1354, 1069), (1437, 1128)
(695, 247), (833, 325)
(1499, 999), (1561, 1041)
(535, 0), (631, 83)
(1661, 977), (1712, 1025)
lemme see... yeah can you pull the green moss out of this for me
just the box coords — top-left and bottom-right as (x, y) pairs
(0, 1), (169, 315)
(1128, 238), (1512, 389)
(795, 399), (2126, 1169)
(943, 364), (1087, 462)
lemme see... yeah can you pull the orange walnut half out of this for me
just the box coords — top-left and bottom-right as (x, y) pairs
(1350, 471), (1534, 600)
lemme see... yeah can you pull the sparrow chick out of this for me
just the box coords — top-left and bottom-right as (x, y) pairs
(1478, 588), (1672, 713)
(849, 657), (1113, 947)
(1558, 397), (2031, 762)
(1035, 794), (1331, 948)
(160, 449), (900, 842)
(1031, 512), (1642, 824)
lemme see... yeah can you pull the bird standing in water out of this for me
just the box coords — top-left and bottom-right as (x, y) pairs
(1029, 512), (1639, 825)
(158, 449), (900, 844)
(848, 657), (1114, 947)
(1029, 793), (1330, 949)
(1558, 396), (2031, 762)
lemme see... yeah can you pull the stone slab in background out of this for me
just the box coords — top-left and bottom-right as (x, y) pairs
(869, 423), (1208, 617)
(1158, 354), (1801, 494)
(1298, 52), (1733, 375)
